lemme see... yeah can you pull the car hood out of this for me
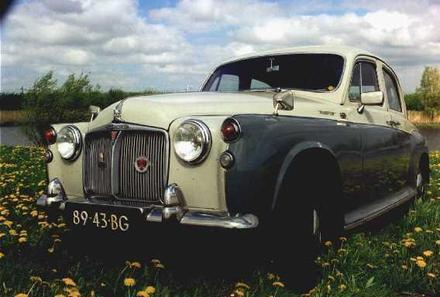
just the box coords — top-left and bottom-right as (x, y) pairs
(90, 91), (334, 130)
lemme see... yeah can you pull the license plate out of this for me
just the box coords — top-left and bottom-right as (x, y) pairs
(65, 203), (143, 232)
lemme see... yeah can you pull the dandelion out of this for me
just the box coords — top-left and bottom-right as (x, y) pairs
(233, 289), (244, 297)
(414, 227), (423, 233)
(324, 241), (332, 247)
(136, 292), (149, 297)
(267, 273), (275, 280)
(154, 263), (165, 269)
(339, 237), (347, 242)
(235, 282), (250, 289)
(14, 294), (28, 297)
(272, 281), (285, 288)
(427, 273), (436, 279)
(144, 286), (156, 294)
(416, 259), (427, 268)
(402, 265), (408, 270)
(30, 276), (42, 283)
(436, 240), (440, 246)
(124, 278), (136, 287)
(338, 284), (347, 291)
(18, 237), (27, 243)
(62, 277), (77, 287)
(127, 261), (142, 269)
(0, 252), (4, 259)
(423, 250), (433, 257)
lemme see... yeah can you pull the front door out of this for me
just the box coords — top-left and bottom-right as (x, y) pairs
(348, 59), (396, 204)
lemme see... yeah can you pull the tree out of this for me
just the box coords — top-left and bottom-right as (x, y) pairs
(417, 66), (440, 118)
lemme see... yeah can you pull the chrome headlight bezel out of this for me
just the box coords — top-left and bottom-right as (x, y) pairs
(56, 125), (82, 161)
(173, 119), (212, 164)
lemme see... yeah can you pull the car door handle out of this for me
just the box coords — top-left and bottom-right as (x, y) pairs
(386, 120), (400, 127)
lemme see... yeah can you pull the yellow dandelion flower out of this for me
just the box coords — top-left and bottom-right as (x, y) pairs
(0, 252), (4, 259)
(338, 284), (347, 291)
(339, 237), (347, 242)
(423, 250), (433, 257)
(151, 259), (161, 265)
(130, 262), (142, 269)
(0, 233), (5, 238)
(30, 210), (38, 217)
(144, 286), (155, 294)
(436, 240), (440, 245)
(30, 276), (42, 283)
(9, 229), (17, 236)
(48, 247), (54, 253)
(416, 256), (424, 261)
(402, 265), (408, 270)
(416, 260), (427, 268)
(124, 278), (136, 287)
(154, 263), (165, 269)
(18, 237), (27, 243)
(272, 281), (285, 288)
(15, 293), (28, 297)
(54, 294), (65, 297)
(414, 227), (423, 233)
(233, 289), (244, 297)
(235, 282), (250, 289)
(324, 241), (332, 247)
(267, 273), (275, 280)
(427, 273), (436, 279)
(136, 292), (149, 297)
(62, 277), (77, 287)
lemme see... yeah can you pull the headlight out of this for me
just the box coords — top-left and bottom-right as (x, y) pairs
(173, 120), (211, 164)
(56, 125), (82, 161)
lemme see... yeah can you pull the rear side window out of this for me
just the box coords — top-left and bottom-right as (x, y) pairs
(349, 61), (379, 101)
(383, 69), (402, 112)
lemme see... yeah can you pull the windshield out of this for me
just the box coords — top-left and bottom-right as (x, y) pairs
(202, 54), (344, 92)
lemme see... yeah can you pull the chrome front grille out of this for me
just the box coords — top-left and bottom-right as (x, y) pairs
(83, 125), (168, 205)
(84, 132), (112, 196)
(117, 131), (167, 203)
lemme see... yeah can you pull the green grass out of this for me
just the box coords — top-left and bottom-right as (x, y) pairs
(0, 145), (439, 297)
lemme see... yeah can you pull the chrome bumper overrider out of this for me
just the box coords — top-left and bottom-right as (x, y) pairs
(37, 180), (259, 230)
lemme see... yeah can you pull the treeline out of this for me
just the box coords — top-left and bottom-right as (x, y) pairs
(1, 71), (160, 144)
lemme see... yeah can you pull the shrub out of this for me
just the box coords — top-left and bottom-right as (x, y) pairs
(404, 93), (424, 111)
(20, 71), (160, 145)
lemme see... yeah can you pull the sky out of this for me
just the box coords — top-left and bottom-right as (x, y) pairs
(1, 0), (439, 92)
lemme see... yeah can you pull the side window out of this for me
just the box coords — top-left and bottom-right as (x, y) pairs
(217, 74), (239, 92)
(349, 61), (379, 102)
(383, 69), (402, 112)
(208, 77), (220, 91)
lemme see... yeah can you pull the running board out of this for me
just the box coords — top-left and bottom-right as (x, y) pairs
(344, 186), (416, 231)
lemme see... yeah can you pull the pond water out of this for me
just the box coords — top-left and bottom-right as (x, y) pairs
(1, 125), (439, 150)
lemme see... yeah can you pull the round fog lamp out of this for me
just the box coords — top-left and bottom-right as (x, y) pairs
(219, 151), (234, 169)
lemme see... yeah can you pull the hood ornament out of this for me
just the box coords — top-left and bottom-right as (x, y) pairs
(113, 99), (126, 122)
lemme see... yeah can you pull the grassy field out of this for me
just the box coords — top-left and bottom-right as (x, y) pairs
(0, 145), (439, 297)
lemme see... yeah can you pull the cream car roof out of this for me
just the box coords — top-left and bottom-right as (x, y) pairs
(218, 45), (380, 65)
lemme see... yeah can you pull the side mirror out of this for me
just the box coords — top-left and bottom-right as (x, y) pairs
(273, 90), (294, 115)
(89, 105), (101, 121)
(360, 91), (383, 105)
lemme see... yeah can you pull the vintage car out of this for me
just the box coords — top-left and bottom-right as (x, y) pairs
(38, 46), (429, 281)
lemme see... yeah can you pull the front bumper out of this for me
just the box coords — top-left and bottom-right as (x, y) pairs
(37, 180), (259, 230)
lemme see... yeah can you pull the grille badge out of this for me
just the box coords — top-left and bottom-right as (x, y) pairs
(134, 156), (150, 173)
(111, 131), (119, 141)
(98, 152), (106, 167)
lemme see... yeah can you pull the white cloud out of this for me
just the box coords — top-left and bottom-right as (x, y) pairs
(1, 0), (440, 92)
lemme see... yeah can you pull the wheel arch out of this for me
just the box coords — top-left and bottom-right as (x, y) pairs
(271, 142), (343, 211)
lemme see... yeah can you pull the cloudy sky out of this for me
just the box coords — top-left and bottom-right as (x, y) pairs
(1, 0), (439, 92)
